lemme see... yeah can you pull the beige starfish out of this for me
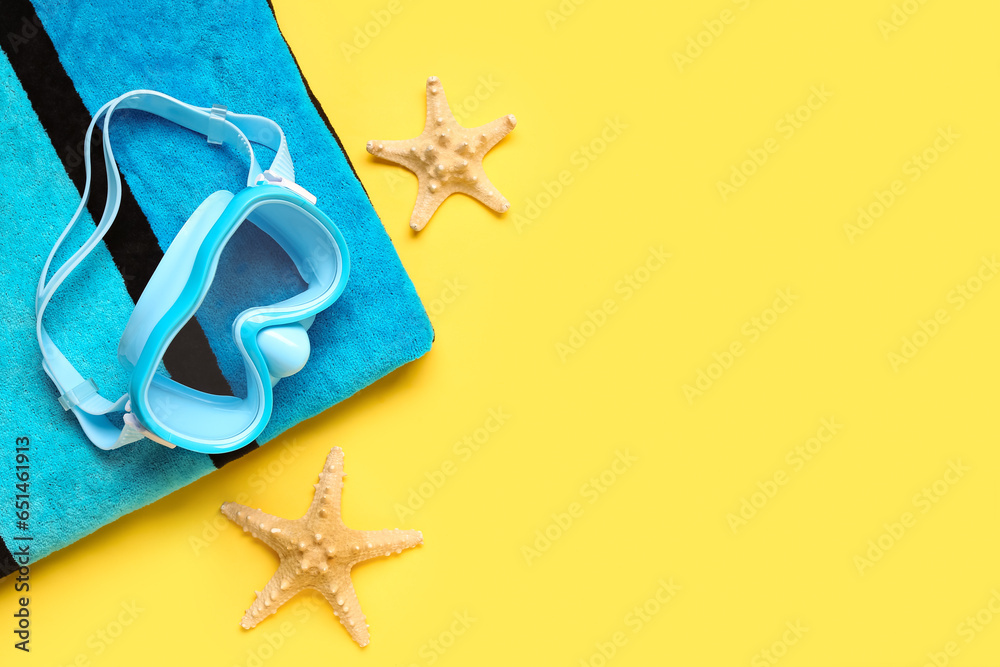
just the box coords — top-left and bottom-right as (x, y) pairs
(367, 75), (517, 231)
(221, 447), (422, 647)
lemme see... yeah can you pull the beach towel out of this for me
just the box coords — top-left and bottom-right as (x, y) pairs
(0, 0), (433, 578)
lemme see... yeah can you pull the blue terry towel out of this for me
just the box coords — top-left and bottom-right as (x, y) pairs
(0, 0), (433, 577)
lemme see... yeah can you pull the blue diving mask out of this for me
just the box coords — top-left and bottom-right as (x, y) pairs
(35, 90), (350, 454)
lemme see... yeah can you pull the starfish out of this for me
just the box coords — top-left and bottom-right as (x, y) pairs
(221, 447), (422, 647)
(367, 75), (517, 231)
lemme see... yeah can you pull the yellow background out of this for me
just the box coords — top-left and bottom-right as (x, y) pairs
(5, 0), (1000, 664)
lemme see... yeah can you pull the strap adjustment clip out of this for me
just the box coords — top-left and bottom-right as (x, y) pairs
(57, 378), (98, 411)
(207, 104), (227, 145)
(255, 170), (317, 205)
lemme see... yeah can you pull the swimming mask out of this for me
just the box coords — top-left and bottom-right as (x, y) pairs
(35, 90), (350, 454)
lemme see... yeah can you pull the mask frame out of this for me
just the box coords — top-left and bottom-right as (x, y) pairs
(35, 90), (350, 453)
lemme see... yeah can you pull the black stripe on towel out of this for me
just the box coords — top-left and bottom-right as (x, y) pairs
(0, 1), (257, 467)
(263, 0), (370, 199)
(0, 538), (14, 579)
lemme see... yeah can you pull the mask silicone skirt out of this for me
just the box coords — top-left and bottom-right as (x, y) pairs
(35, 90), (350, 454)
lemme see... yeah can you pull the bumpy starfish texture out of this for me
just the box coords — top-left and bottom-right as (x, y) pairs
(367, 75), (517, 231)
(221, 447), (422, 647)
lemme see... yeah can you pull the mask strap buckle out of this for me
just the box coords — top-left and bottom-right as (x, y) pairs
(256, 169), (317, 205)
(57, 378), (99, 411)
(207, 104), (227, 145)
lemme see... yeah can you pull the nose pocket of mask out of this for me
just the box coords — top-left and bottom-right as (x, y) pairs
(257, 321), (311, 386)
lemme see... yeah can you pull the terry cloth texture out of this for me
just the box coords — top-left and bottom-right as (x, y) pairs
(0, 0), (433, 578)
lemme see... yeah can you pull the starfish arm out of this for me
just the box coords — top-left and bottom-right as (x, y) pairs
(366, 139), (423, 171)
(462, 173), (511, 214)
(319, 575), (371, 647)
(470, 114), (517, 153)
(409, 185), (450, 232)
(305, 447), (347, 525)
(350, 528), (424, 564)
(240, 560), (302, 629)
(221, 503), (297, 554)
(423, 76), (457, 131)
